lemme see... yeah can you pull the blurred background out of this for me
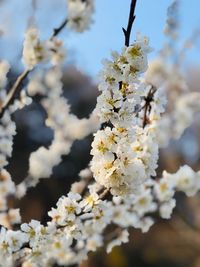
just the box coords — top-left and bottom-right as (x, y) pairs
(1, 0), (200, 267)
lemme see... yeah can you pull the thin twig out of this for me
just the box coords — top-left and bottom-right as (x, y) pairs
(122, 0), (138, 46)
(99, 188), (110, 200)
(142, 86), (157, 128)
(0, 69), (30, 119)
(50, 18), (68, 40)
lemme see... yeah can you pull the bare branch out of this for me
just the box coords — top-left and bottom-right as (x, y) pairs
(122, 0), (138, 46)
(50, 18), (68, 40)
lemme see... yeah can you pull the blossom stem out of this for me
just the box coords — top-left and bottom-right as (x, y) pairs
(142, 85), (157, 128)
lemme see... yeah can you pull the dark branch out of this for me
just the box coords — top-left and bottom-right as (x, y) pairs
(142, 86), (157, 128)
(122, 0), (138, 46)
(0, 70), (30, 119)
(51, 18), (68, 40)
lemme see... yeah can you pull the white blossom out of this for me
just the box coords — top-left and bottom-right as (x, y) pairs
(159, 199), (176, 219)
(106, 229), (129, 253)
(66, 0), (94, 32)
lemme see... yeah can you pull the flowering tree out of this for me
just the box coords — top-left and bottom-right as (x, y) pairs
(0, 0), (200, 266)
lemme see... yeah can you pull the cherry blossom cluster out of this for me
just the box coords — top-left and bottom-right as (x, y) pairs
(1, 163), (200, 266)
(0, 76), (31, 229)
(23, 0), (95, 68)
(1, 1), (200, 267)
(22, 28), (65, 68)
(91, 35), (166, 196)
(0, 66), (32, 229)
(143, 1), (200, 147)
(15, 67), (99, 197)
(0, 0), (97, 236)
(0, 169), (15, 218)
(66, 0), (94, 32)
(145, 40), (200, 147)
(154, 165), (200, 219)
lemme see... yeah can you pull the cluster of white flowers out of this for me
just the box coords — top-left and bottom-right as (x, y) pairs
(1, 1), (200, 266)
(0, 113), (16, 169)
(0, 208), (21, 229)
(154, 165), (200, 219)
(0, 60), (10, 89)
(144, 0), (200, 148)
(15, 67), (99, 197)
(91, 35), (166, 196)
(23, 0), (95, 68)
(2, 162), (200, 266)
(0, 167), (21, 229)
(96, 34), (151, 124)
(0, 182), (156, 265)
(0, 89), (32, 172)
(66, 0), (94, 32)
(0, 169), (15, 213)
(158, 91), (200, 146)
(145, 57), (200, 147)
(28, 67), (99, 180)
(22, 28), (65, 68)
(0, 81), (32, 227)
(0, 0), (96, 231)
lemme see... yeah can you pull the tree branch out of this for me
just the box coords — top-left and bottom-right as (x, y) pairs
(122, 0), (138, 46)
(0, 17), (69, 120)
(0, 69), (30, 119)
(142, 86), (157, 128)
(50, 18), (68, 40)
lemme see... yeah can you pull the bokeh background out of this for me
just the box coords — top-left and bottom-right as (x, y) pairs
(1, 0), (200, 267)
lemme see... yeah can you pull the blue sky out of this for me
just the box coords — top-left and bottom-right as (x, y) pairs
(0, 0), (199, 79)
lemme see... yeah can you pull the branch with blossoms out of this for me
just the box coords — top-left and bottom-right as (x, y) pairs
(1, 1), (200, 267)
(0, 14), (68, 120)
(0, 0), (97, 228)
(0, 0), (94, 119)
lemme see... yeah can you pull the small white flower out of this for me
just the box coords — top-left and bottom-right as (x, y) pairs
(159, 199), (176, 219)
(106, 229), (129, 253)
